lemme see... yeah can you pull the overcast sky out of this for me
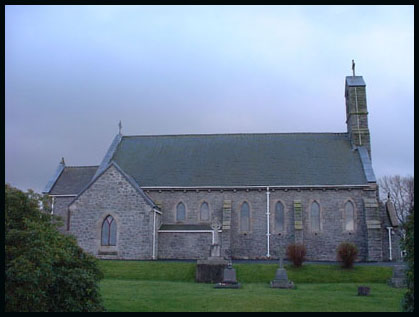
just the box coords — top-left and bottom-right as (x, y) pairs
(5, 5), (414, 193)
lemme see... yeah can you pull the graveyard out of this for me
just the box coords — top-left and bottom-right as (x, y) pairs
(98, 260), (406, 312)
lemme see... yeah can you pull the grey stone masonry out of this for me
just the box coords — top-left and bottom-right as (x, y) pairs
(293, 200), (303, 244)
(158, 232), (212, 259)
(363, 197), (383, 261)
(221, 200), (232, 258)
(68, 164), (157, 260)
(345, 76), (371, 159)
(147, 185), (384, 261)
(52, 196), (75, 233)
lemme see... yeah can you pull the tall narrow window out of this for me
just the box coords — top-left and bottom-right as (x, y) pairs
(311, 201), (321, 231)
(200, 202), (210, 222)
(275, 201), (285, 232)
(176, 202), (186, 222)
(101, 215), (117, 246)
(240, 202), (250, 232)
(344, 201), (355, 231)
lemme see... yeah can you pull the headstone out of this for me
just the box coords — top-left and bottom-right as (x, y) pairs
(209, 244), (222, 260)
(212, 221), (221, 245)
(208, 221), (223, 260)
(270, 255), (295, 289)
(214, 252), (241, 288)
(357, 286), (370, 296)
(196, 220), (228, 283)
(388, 264), (407, 288)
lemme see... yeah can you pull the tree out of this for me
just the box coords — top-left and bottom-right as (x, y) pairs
(5, 184), (105, 312)
(378, 175), (414, 230)
(401, 207), (414, 312)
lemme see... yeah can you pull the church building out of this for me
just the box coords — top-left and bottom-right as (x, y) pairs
(43, 70), (400, 262)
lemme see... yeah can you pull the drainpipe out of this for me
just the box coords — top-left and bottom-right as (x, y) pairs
(152, 208), (162, 260)
(266, 187), (271, 258)
(152, 209), (157, 260)
(386, 227), (393, 261)
(51, 196), (55, 215)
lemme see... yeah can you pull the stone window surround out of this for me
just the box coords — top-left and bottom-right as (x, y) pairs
(271, 200), (286, 234)
(308, 199), (323, 233)
(238, 200), (252, 234)
(342, 198), (357, 233)
(175, 201), (187, 223)
(198, 200), (211, 223)
(97, 212), (120, 255)
(101, 215), (117, 246)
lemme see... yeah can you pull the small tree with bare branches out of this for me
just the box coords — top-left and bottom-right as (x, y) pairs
(378, 175), (414, 232)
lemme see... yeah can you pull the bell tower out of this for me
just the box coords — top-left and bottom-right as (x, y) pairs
(345, 60), (371, 159)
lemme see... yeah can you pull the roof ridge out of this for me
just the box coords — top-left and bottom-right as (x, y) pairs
(65, 165), (99, 168)
(122, 132), (348, 138)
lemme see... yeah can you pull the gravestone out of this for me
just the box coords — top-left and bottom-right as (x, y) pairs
(388, 264), (407, 288)
(196, 220), (228, 283)
(357, 286), (370, 296)
(214, 251), (241, 288)
(271, 248), (295, 289)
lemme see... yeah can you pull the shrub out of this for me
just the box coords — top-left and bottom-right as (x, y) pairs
(286, 243), (307, 268)
(401, 208), (414, 312)
(5, 184), (105, 312)
(336, 242), (358, 269)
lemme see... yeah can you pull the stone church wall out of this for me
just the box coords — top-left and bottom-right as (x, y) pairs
(148, 186), (381, 261)
(158, 232), (212, 259)
(68, 165), (155, 260)
(52, 196), (74, 233)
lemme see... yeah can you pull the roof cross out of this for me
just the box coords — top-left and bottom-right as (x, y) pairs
(352, 59), (356, 76)
(118, 120), (122, 135)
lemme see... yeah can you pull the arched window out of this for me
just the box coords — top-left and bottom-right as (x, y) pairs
(101, 215), (117, 246)
(344, 201), (355, 231)
(176, 202), (186, 222)
(275, 201), (285, 232)
(200, 202), (210, 222)
(311, 201), (321, 231)
(240, 202), (250, 232)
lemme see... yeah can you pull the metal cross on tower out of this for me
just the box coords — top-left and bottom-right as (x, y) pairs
(352, 59), (356, 76)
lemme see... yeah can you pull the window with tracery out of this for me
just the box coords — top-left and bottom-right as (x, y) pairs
(101, 215), (117, 246)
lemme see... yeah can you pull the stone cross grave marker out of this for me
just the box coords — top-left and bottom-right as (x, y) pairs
(211, 220), (222, 245)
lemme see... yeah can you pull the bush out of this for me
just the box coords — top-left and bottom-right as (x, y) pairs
(286, 243), (307, 267)
(5, 184), (105, 312)
(336, 242), (358, 269)
(401, 208), (414, 312)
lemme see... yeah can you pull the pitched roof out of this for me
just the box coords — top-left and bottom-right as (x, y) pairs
(346, 76), (366, 87)
(49, 166), (98, 195)
(68, 161), (157, 209)
(110, 133), (369, 187)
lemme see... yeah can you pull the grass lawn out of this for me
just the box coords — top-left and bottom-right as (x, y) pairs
(98, 260), (406, 312)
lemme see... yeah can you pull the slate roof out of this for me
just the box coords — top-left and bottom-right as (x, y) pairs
(110, 133), (369, 187)
(67, 161), (157, 209)
(346, 76), (366, 87)
(49, 166), (98, 195)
